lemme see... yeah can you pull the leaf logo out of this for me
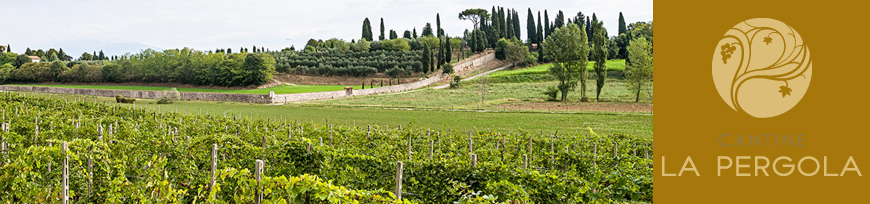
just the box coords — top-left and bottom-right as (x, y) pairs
(712, 18), (812, 118)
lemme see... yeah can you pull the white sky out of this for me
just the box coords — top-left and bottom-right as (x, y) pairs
(0, 0), (652, 56)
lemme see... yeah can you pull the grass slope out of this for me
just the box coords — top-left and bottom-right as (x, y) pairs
(5, 84), (351, 94)
(23, 92), (652, 138)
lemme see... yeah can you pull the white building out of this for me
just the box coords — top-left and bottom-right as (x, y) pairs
(28, 56), (40, 63)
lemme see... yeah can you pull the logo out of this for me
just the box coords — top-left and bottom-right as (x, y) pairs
(712, 18), (812, 118)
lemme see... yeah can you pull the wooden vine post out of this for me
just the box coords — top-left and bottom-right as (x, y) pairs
(429, 139), (434, 160)
(211, 144), (218, 200)
(613, 142), (618, 158)
(62, 142), (69, 204)
(255, 160), (264, 204)
(468, 130), (473, 153)
(523, 154), (528, 169)
(471, 153), (478, 167)
(395, 161), (404, 201)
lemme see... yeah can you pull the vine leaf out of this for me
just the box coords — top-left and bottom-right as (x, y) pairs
(763, 37), (773, 45)
(778, 86), (792, 97)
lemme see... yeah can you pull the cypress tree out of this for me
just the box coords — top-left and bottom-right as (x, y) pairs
(253, 45), (257, 53)
(513, 10), (521, 40)
(555, 10), (565, 29)
(506, 11), (514, 39)
(390, 30), (398, 40)
(527, 8), (536, 44)
(403, 30), (411, 39)
(491, 7), (500, 39)
(413, 28), (418, 38)
(379, 18), (385, 41)
(499, 8), (507, 38)
(586, 17), (592, 44)
(537, 12), (544, 43)
(99, 50), (105, 60)
(26, 48), (32, 55)
(544, 10), (551, 38)
(618, 12), (627, 35)
(436, 13), (442, 37)
(362, 18), (373, 41)
(445, 36), (452, 63)
(422, 23), (434, 37)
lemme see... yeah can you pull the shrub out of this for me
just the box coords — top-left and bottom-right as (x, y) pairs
(115, 95), (136, 104)
(442, 63), (454, 74)
(385, 66), (404, 78)
(157, 88), (180, 104)
(449, 75), (462, 88)
(543, 86), (559, 101)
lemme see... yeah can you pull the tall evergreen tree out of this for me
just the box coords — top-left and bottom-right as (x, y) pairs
(253, 45), (257, 53)
(500, 8), (507, 38)
(527, 8), (536, 43)
(445, 36), (452, 63)
(513, 10), (521, 40)
(99, 50), (106, 60)
(491, 7), (500, 40)
(413, 28), (418, 38)
(422, 23), (434, 37)
(506, 11), (514, 39)
(390, 30), (398, 40)
(403, 30), (412, 39)
(25, 48), (32, 55)
(379, 18), (385, 41)
(618, 12), (627, 35)
(362, 18), (373, 41)
(228, 48), (232, 54)
(574, 12), (586, 31)
(58, 48), (68, 61)
(544, 10), (551, 38)
(555, 10), (565, 29)
(436, 13), (442, 37)
(537, 12), (544, 43)
(586, 17), (592, 44)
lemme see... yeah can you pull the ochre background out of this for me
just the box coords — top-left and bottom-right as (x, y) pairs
(655, 0), (867, 203)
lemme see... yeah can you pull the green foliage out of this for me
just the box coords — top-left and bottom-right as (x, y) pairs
(591, 19), (608, 102)
(362, 17), (374, 41)
(242, 53), (276, 86)
(14, 54), (30, 68)
(625, 37), (653, 102)
(543, 23), (588, 102)
(442, 63), (454, 74)
(543, 86), (559, 101)
(115, 95), (136, 103)
(450, 75), (462, 88)
(274, 50), (421, 76)
(383, 38), (411, 52)
(458, 8), (490, 30)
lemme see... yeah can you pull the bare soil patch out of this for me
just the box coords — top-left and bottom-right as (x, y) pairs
(500, 101), (653, 113)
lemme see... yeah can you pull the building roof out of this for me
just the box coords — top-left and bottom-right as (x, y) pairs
(28, 56), (40, 60)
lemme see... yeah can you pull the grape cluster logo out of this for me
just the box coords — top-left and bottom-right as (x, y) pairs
(712, 18), (812, 118)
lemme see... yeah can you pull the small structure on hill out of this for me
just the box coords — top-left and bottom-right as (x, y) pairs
(345, 87), (353, 97)
(28, 56), (41, 63)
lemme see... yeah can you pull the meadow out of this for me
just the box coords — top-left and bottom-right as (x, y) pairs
(5, 84), (350, 94)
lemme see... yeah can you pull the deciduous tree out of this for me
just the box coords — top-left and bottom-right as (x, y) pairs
(543, 24), (588, 101)
(626, 37), (653, 102)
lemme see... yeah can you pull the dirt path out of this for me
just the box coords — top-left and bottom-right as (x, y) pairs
(433, 63), (513, 89)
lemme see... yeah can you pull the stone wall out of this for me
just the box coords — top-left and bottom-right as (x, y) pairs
(1, 52), (497, 104)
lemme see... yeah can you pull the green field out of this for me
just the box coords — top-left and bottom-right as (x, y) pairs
(308, 77), (653, 109)
(23, 92), (653, 138)
(491, 60), (626, 78)
(5, 84), (351, 94)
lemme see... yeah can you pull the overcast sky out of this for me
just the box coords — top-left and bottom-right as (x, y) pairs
(0, 0), (652, 56)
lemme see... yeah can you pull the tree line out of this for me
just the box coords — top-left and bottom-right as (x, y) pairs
(0, 48), (275, 87)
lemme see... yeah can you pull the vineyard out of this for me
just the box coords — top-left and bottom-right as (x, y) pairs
(0, 92), (652, 203)
(272, 50), (425, 77)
